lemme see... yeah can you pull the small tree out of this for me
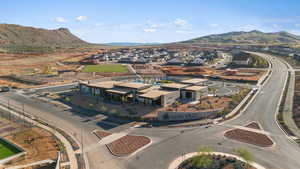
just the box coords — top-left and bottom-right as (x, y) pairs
(110, 109), (118, 115)
(236, 148), (254, 168)
(218, 108), (229, 119)
(100, 105), (107, 113)
(192, 146), (213, 168)
(199, 90), (205, 104)
(208, 87), (217, 96)
(174, 101), (181, 111)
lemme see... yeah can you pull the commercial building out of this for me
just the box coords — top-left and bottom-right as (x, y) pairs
(79, 78), (209, 107)
(181, 85), (208, 100)
(138, 89), (180, 107)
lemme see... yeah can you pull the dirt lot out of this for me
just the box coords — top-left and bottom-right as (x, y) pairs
(160, 66), (266, 82)
(106, 135), (151, 157)
(224, 129), (273, 147)
(3, 127), (60, 168)
(0, 50), (100, 88)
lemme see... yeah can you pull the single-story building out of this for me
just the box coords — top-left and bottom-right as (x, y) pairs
(79, 81), (121, 96)
(106, 82), (152, 102)
(138, 89), (180, 107)
(181, 85), (208, 101)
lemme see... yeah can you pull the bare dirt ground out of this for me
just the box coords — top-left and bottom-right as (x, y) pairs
(3, 127), (61, 168)
(160, 66), (266, 82)
(0, 50), (99, 88)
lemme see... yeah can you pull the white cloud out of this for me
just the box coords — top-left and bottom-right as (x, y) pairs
(143, 28), (156, 33)
(210, 24), (219, 27)
(55, 17), (68, 23)
(174, 18), (187, 26)
(76, 16), (88, 22)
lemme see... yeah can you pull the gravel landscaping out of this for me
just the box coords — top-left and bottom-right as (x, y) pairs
(93, 130), (112, 140)
(106, 135), (151, 157)
(245, 122), (261, 130)
(224, 129), (273, 147)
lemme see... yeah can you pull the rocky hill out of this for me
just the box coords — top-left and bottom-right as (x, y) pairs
(181, 30), (300, 44)
(0, 24), (90, 53)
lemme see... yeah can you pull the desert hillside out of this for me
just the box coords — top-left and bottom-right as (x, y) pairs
(181, 30), (300, 44)
(0, 24), (92, 53)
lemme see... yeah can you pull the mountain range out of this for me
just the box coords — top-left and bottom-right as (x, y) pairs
(105, 42), (160, 46)
(1, 24), (300, 54)
(181, 30), (300, 44)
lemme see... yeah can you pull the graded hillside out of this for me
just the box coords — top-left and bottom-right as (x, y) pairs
(181, 30), (300, 44)
(0, 24), (92, 53)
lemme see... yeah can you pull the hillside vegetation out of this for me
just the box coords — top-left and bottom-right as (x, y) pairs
(181, 30), (300, 44)
(0, 24), (91, 53)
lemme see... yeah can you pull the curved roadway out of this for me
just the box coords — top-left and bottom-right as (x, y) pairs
(0, 52), (299, 169)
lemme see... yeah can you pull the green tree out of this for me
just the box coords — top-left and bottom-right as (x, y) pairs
(199, 90), (205, 104)
(208, 87), (217, 96)
(192, 146), (213, 168)
(100, 105), (107, 113)
(110, 109), (118, 115)
(236, 148), (254, 168)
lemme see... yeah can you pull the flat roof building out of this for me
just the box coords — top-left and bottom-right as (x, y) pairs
(181, 85), (208, 101)
(114, 82), (152, 91)
(87, 81), (121, 89)
(139, 89), (180, 107)
(161, 83), (190, 90)
(181, 78), (208, 86)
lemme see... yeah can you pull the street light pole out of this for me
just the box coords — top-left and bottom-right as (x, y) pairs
(81, 127), (84, 154)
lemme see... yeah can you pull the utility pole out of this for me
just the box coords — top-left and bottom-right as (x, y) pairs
(81, 127), (84, 155)
(7, 100), (11, 122)
(22, 104), (26, 128)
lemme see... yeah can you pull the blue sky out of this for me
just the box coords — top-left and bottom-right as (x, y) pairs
(1, 0), (300, 43)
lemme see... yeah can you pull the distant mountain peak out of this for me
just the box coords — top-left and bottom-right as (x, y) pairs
(181, 30), (300, 44)
(249, 30), (263, 33)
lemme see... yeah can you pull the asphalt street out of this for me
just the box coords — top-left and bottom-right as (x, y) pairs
(0, 52), (299, 169)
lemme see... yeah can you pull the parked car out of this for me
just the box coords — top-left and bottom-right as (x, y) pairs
(0, 86), (10, 92)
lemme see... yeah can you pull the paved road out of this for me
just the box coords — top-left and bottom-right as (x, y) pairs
(0, 52), (300, 169)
